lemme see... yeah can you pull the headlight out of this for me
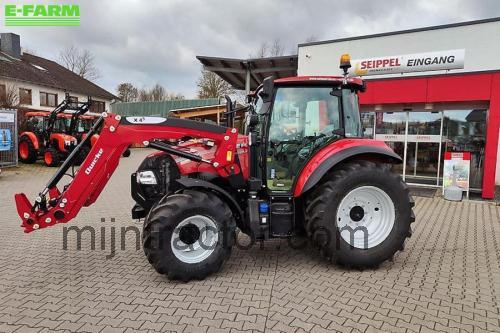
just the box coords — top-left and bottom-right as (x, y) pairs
(136, 170), (157, 185)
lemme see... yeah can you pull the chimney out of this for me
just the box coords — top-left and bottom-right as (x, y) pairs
(0, 33), (21, 59)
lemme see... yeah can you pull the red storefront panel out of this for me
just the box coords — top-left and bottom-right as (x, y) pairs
(359, 72), (500, 199)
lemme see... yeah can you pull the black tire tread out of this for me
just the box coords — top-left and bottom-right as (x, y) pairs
(142, 189), (235, 281)
(305, 160), (415, 268)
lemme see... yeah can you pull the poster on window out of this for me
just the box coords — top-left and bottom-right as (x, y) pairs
(442, 152), (470, 196)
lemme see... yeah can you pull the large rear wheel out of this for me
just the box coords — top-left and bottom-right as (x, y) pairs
(18, 136), (37, 164)
(305, 161), (415, 268)
(142, 190), (236, 281)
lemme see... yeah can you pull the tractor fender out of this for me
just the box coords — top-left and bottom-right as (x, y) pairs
(20, 132), (39, 150)
(294, 139), (402, 196)
(175, 177), (243, 222)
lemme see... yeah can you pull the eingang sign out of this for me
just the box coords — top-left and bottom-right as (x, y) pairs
(352, 49), (465, 76)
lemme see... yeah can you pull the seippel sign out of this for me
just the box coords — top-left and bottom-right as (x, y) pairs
(352, 49), (465, 76)
(4, 4), (80, 26)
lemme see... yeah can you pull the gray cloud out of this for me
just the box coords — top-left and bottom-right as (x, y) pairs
(5, 0), (500, 97)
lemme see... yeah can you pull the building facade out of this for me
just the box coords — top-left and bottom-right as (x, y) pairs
(0, 33), (116, 119)
(298, 18), (500, 199)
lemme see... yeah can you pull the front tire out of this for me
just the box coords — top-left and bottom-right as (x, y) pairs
(305, 161), (415, 268)
(18, 137), (37, 164)
(142, 190), (236, 281)
(44, 147), (61, 167)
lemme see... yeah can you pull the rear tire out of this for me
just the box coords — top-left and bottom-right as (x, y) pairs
(44, 147), (61, 167)
(142, 189), (236, 281)
(305, 161), (415, 268)
(18, 137), (37, 164)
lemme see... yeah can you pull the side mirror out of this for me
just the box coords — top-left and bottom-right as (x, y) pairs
(261, 76), (274, 103)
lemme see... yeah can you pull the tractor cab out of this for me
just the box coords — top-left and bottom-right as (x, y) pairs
(246, 75), (365, 193)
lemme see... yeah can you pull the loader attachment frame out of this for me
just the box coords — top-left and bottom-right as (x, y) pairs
(15, 113), (240, 233)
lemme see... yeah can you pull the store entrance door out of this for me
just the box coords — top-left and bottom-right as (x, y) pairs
(404, 112), (442, 185)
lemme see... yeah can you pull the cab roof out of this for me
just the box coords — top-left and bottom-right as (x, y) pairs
(274, 76), (364, 87)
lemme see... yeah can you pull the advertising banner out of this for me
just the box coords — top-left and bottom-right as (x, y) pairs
(352, 49), (465, 76)
(442, 151), (471, 198)
(0, 129), (12, 151)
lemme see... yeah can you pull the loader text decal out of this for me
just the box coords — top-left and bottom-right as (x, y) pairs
(85, 148), (103, 175)
(4, 4), (80, 26)
(352, 49), (464, 76)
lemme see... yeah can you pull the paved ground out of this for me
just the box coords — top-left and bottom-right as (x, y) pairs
(0, 149), (499, 333)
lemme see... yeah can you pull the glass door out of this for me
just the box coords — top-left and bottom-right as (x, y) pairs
(404, 112), (442, 185)
(374, 112), (407, 175)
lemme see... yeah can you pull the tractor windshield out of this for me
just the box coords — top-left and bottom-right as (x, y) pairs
(266, 86), (343, 191)
(26, 116), (45, 132)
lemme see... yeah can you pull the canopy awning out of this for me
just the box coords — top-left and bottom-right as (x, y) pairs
(196, 55), (298, 92)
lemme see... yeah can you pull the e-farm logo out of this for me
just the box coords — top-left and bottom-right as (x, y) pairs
(4, 4), (80, 26)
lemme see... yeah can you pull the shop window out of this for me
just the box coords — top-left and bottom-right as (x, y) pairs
(360, 112), (375, 138)
(40, 92), (58, 107)
(440, 109), (487, 189)
(19, 88), (32, 105)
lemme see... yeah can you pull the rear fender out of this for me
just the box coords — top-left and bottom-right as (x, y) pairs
(20, 132), (39, 150)
(294, 139), (402, 197)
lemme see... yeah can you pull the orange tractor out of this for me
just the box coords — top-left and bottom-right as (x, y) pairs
(18, 96), (98, 166)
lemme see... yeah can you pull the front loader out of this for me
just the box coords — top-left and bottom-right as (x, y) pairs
(15, 54), (415, 281)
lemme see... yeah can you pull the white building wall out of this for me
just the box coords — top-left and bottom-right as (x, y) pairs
(0, 78), (111, 111)
(298, 20), (500, 78)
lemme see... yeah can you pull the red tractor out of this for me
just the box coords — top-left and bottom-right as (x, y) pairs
(15, 55), (414, 281)
(18, 95), (95, 166)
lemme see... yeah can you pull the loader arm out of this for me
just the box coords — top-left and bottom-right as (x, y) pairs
(15, 113), (240, 233)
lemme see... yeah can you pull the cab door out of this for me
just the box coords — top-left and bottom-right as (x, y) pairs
(265, 86), (342, 193)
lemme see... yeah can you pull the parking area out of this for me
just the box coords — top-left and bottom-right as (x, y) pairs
(0, 149), (499, 333)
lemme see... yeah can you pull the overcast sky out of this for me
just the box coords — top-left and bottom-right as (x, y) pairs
(4, 0), (500, 98)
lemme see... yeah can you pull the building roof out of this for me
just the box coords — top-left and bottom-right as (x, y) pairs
(299, 17), (500, 47)
(196, 55), (298, 90)
(0, 51), (117, 100)
(110, 98), (221, 117)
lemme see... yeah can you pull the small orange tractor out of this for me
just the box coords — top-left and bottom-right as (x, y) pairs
(18, 96), (97, 166)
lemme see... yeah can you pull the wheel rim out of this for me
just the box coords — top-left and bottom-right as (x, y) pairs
(171, 215), (219, 264)
(336, 186), (395, 249)
(19, 142), (29, 159)
(44, 151), (53, 165)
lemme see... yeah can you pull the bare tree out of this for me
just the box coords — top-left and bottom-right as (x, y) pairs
(304, 35), (318, 43)
(0, 83), (19, 108)
(137, 84), (184, 102)
(116, 83), (138, 102)
(197, 69), (234, 99)
(269, 38), (285, 57)
(255, 42), (269, 58)
(252, 38), (286, 58)
(59, 45), (100, 81)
